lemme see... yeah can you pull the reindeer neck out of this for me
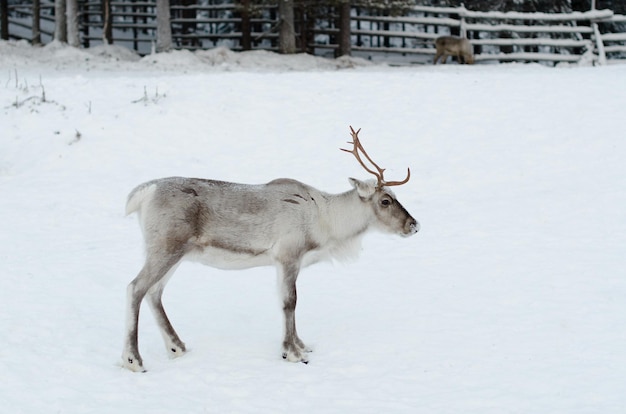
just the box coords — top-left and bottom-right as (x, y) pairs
(324, 188), (372, 241)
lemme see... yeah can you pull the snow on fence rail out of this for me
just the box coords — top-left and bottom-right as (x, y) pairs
(596, 14), (626, 61)
(2, 2), (625, 66)
(461, 7), (614, 64)
(310, 5), (623, 65)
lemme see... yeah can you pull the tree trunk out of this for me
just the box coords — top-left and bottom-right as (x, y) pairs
(66, 0), (79, 46)
(180, 0), (197, 47)
(32, 0), (41, 44)
(240, 0), (251, 51)
(103, 0), (113, 44)
(0, 0), (7, 41)
(337, 0), (351, 57)
(297, 4), (309, 54)
(55, 0), (67, 43)
(156, 0), (172, 52)
(278, 0), (296, 54)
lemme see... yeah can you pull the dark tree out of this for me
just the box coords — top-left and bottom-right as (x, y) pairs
(32, 0), (41, 44)
(103, 0), (113, 44)
(0, 0), (7, 41)
(238, 0), (252, 50)
(337, 0), (351, 56)
(175, 0), (198, 47)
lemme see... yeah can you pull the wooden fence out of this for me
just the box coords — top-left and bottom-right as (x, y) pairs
(2, 1), (626, 66)
(312, 5), (625, 65)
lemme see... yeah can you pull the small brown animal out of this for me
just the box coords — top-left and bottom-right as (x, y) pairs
(434, 36), (474, 65)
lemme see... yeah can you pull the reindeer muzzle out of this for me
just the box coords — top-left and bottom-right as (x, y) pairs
(405, 217), (420, 236)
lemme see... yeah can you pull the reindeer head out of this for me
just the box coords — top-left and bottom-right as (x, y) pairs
(342, 127), (419, 237)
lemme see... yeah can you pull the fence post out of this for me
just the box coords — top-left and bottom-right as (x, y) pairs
(590, 2), (606, 66)
(459, 3), (467, 38)
(592, 22), (607, 65)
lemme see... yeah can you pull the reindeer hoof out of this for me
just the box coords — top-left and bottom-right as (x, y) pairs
(122, 356), (146, 372)
(166, 342), (186, 359)
(282, 350), (309, 364)
(282, 337), (311, 363)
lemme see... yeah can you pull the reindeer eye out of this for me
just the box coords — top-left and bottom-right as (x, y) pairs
(381, 198), (392, 207)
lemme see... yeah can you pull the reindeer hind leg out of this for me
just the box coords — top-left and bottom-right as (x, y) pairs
(122, 251), (184, 372)
(147, 268), (187, 359)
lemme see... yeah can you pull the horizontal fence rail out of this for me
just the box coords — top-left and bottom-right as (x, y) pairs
(1, 1), (625, 66)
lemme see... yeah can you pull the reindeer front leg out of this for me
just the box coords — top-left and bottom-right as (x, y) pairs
(278, 261), (311, 363)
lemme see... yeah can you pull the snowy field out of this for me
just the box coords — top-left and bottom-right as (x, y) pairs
(1, 40), (625, 413)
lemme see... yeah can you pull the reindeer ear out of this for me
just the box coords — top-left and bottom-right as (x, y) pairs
(349, 178), (376, 198)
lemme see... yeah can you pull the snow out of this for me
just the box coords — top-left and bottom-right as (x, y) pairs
(1, 40), (625, 413)
(461, 8), (614, 21)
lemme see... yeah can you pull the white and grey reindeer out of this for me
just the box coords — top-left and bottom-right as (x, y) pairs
(122, 127), (419, 372)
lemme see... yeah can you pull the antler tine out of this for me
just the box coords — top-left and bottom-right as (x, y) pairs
(382, 167), (411, 187)
(341, 126), (384, 188)
(351, 127), (387, 176)
(340, 126), (411, 189)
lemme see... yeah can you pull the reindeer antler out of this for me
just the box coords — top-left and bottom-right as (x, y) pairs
(340, 126), (411, 190)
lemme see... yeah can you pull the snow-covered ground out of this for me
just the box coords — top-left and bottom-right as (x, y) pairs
(1, 40), (625, 413)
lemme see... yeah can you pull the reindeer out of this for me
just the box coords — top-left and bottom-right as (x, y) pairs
(434, 35), (475, 65)
(122, 127), (419, 372)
